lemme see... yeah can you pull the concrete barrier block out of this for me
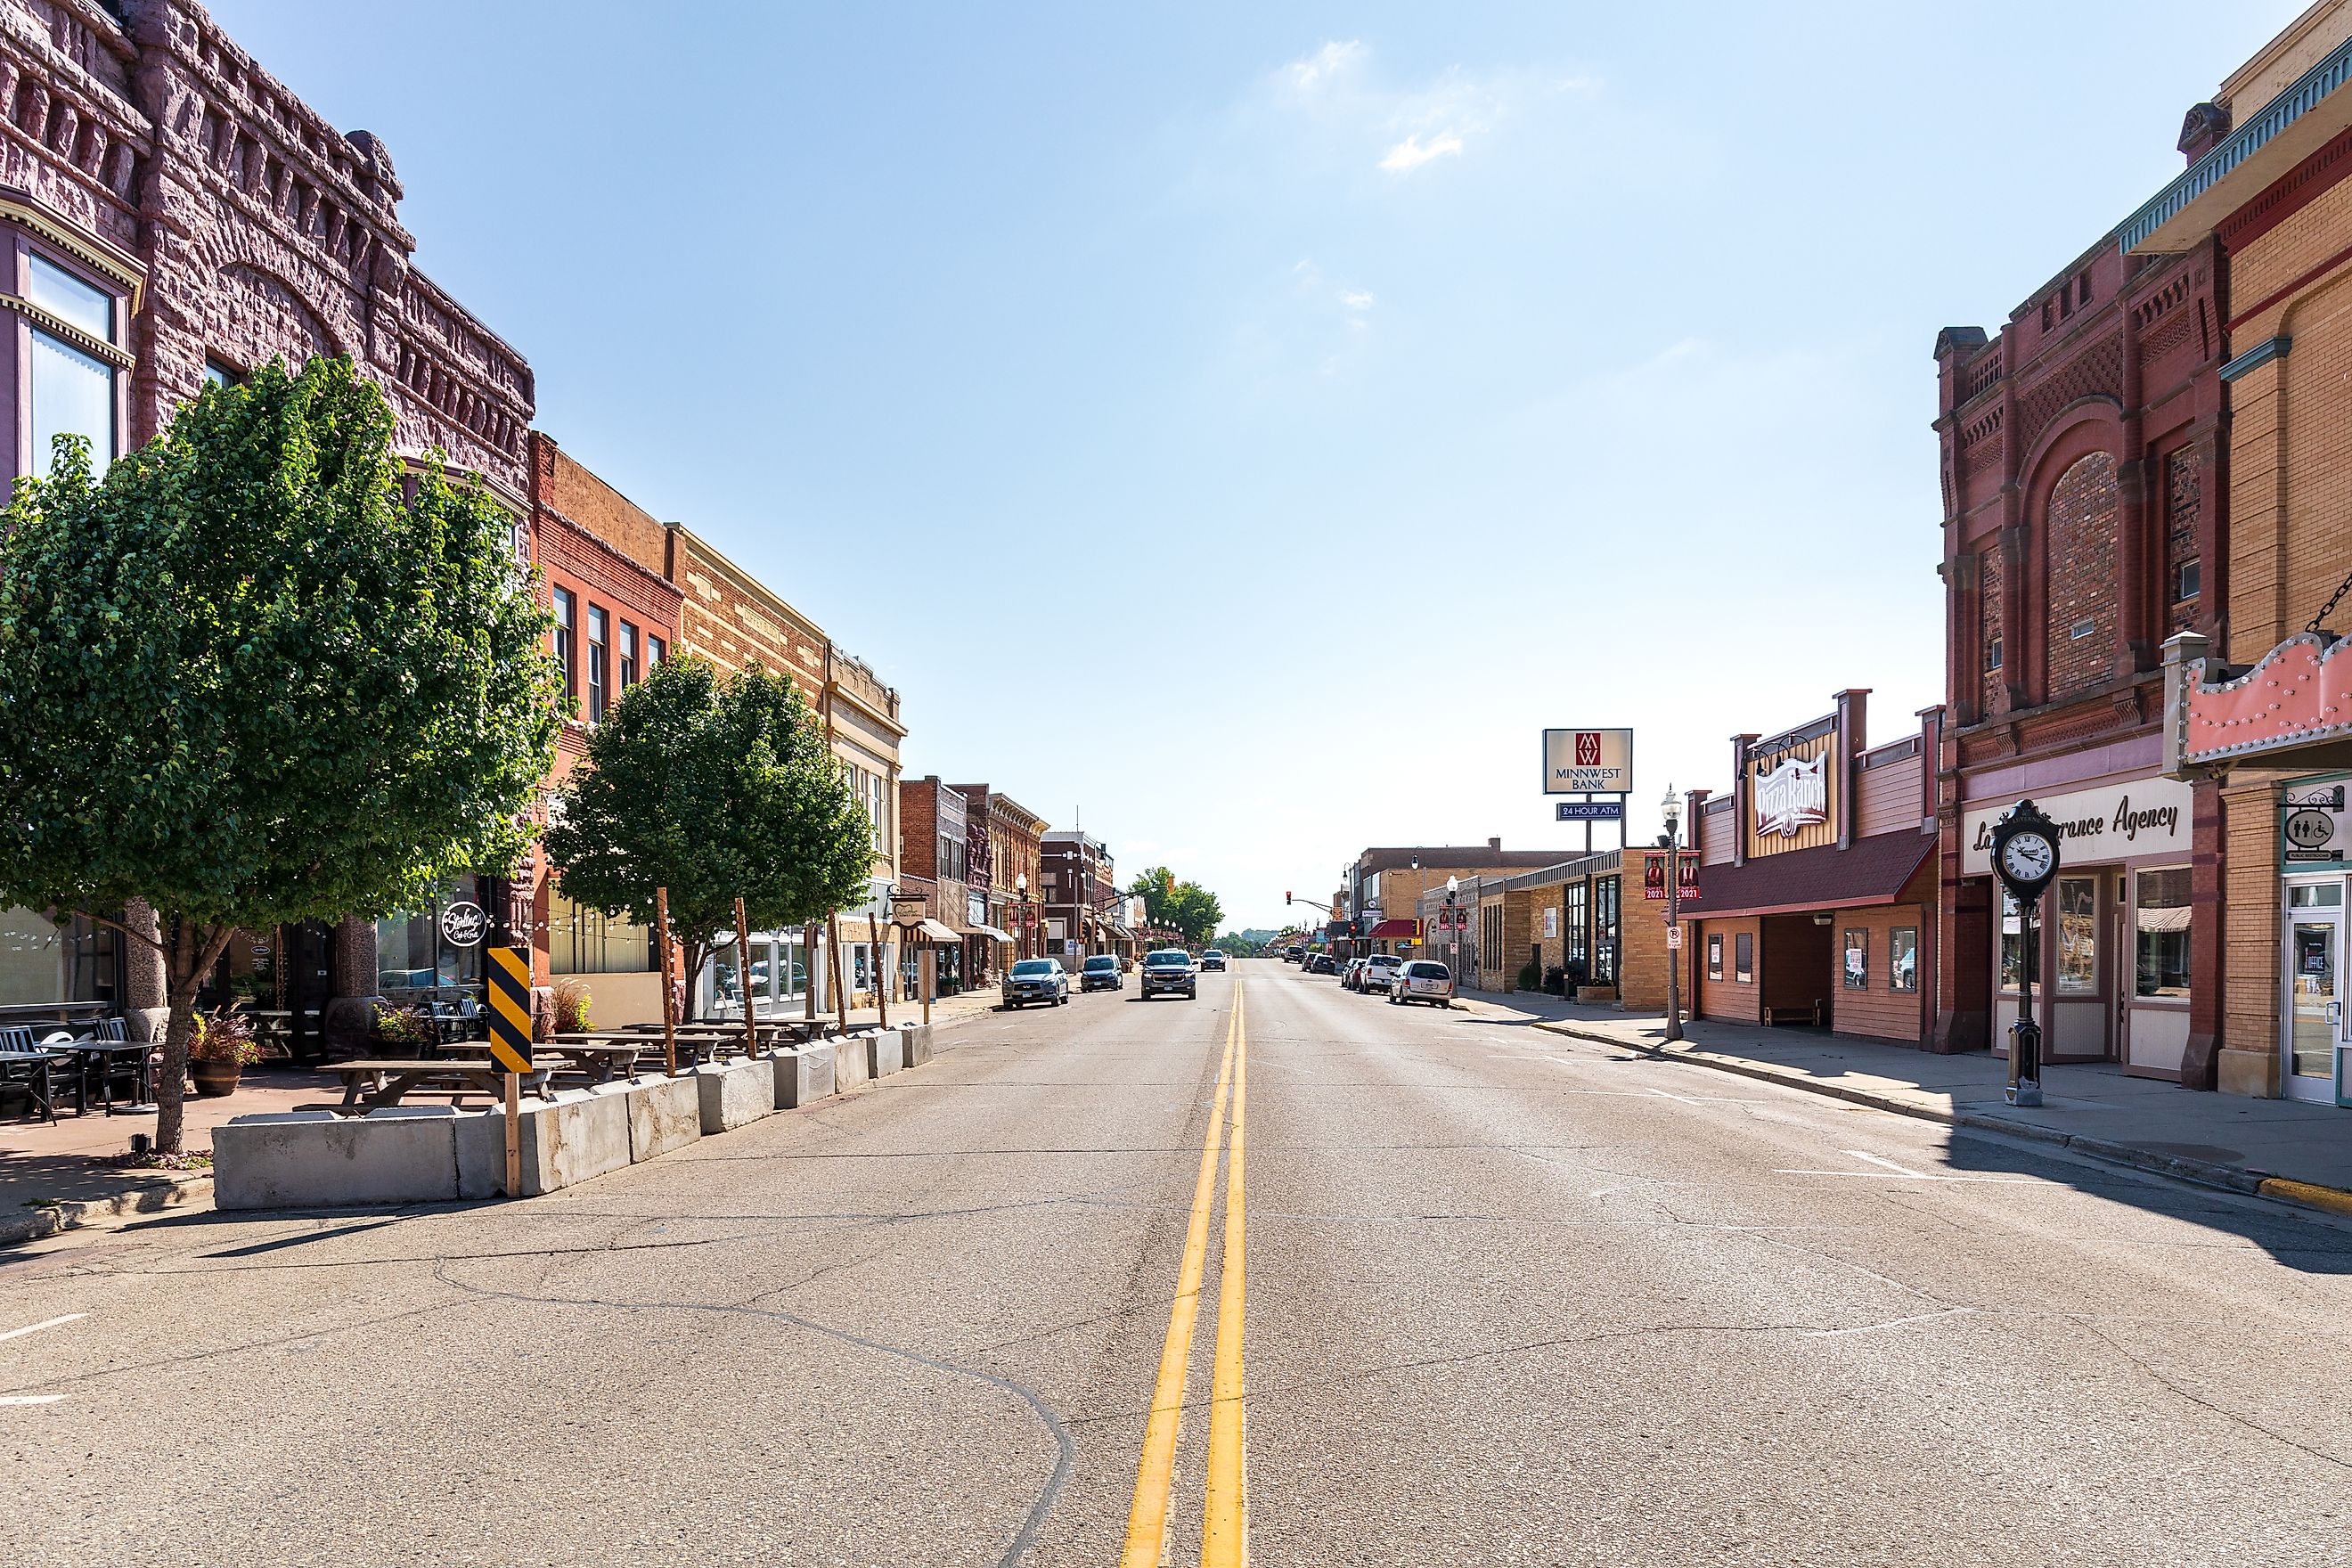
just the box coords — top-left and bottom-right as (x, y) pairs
(216, 1107), (458, 1211)
(694, 1057), (776, 1134)
(902, 1024), (934, 1066)
(868, 1029), (905, 1078)
(835, 1033), (872, 1090)
(626, 1074), (703, 1163)
(774, 1045), (837, 1108)
(454, 1086), (633, 1199)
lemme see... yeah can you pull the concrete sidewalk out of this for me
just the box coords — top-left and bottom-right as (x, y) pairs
(1450, 984), (2352, 1212)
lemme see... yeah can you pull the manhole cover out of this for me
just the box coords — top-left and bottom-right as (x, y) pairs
(2136, 1142), (2245, 1164)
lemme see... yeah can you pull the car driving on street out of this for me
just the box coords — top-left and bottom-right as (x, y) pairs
(1141, 949), (1198, 1000)
(1080, 953), (1123, 992)
(1390, 959), (1456, 1007)
(1000, 958), (1068, 1009)
(1199, 949), (1227, 971)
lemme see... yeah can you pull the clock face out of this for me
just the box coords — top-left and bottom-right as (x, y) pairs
(1999, 831), (2054, 885)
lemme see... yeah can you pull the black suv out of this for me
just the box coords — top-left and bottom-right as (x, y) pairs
(1140, 950), (1198, 1000)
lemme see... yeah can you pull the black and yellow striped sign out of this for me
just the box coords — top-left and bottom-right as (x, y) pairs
(486, 946), (533, 1074)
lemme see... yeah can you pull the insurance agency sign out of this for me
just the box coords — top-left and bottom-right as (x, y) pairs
(1543, 729), (1633, 795)
(1961, 775), (2192, 876)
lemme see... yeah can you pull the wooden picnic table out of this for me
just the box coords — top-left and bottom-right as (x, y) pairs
(540, 1040), (655, 1083)
(331, 1059), (555, 1112)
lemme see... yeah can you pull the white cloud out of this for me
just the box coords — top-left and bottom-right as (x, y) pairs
(1378, 130), (1463, 173)
(1286, 40), (1367, 94)
(1341, 290), (1375, 311)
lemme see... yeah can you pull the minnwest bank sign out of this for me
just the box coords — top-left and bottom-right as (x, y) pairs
(1543, 728), (1633, 795)
(1961, 776), (2191, 876)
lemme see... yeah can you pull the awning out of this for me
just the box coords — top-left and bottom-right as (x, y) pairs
(1366, 918), (1418, 939)
(968, 923), (1017, 943)
(902, 919), (962, 943)
(1678, 834), (1934, 921)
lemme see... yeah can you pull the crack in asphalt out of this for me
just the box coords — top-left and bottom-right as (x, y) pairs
(432, 1260), (1077, 1568)
(2078, 1318), (2352, 1474)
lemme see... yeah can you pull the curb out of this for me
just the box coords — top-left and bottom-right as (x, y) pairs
(1525, 1019), (2318, 1209)
(3, 1171), (213, 1247)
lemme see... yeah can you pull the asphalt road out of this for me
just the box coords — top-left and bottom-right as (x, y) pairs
(9, 958), (2352, 1565)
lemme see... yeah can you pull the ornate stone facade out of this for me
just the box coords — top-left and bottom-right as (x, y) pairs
(0, 0), (529, 497)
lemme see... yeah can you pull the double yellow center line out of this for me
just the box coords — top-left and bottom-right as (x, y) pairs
(1121, 977), (1248, 1568)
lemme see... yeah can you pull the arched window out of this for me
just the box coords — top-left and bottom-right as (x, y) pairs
(2045, 451), (2120, 700)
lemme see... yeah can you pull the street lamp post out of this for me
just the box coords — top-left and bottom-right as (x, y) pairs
(1662, 784), (1685, 1043)
(1443, 874), (1460, 982)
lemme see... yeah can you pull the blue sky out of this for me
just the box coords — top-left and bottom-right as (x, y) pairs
(217, 0), (2307, 931)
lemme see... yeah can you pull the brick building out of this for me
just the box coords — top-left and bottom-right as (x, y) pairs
(1932, 66), (2223, 1074)
(948, 783), (1047, 973)
(523, 434), (678, 1028)
(897, 777), (975, 992)
(2150, 2), (2352, 1104)
(0, 0), (532, 1042)
(665, 523), (905, 1009)
(1338, 842), (1571, 964)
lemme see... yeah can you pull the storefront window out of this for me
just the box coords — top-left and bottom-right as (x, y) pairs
(27, 255), (116, 474)
(1999, 891), (2039, 992)
(1842, 929), (1868, 990)
(1565, 883), (1588, 969)
(550, 889), (656, 975)
(2134, 868), (2191, 1000)
(2056, 875), (2097, 994)
(1890, 927), (1918, 993)
(375, 877), (486, 995)
(1594, 877), (1620, 984)
(1707, 933), (1723, 982)
(0, 906), (61, 1005)
(1735, 931), (1753, 984)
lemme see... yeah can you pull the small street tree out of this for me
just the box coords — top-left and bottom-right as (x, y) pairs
(1129, 866), (1222, 946)
(543, 656), (871, 1008)
(0, 357), (559, 1153)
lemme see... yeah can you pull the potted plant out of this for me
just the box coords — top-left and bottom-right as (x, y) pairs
(188, 1006), (261, 1097)
(369, 1002), (432, 1058)
(552, 977), (592, 1035)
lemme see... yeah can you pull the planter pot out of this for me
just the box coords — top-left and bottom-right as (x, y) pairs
(190, 1059), (242, 1098)
(1575, 985), (1619, 1004)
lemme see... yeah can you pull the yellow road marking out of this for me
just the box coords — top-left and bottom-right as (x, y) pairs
(1119, 983), (1241, 1568)
(1202, 978), (1247, 1566)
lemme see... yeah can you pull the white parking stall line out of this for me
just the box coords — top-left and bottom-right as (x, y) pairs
(0, 1394), (67, 1406)
(1773, 1149), (2042, 1185)
(0, 1313), (83, 1343)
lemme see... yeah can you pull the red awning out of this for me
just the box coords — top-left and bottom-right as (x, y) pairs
(1366, 918), (1418, 939)
(1678, 834), (1933, 921)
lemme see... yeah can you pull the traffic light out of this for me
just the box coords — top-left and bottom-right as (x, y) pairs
(1285, 891), (1291, 904)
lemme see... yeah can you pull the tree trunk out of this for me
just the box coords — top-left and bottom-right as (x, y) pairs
(152, 919), (236, 1156)
(680, 939), (708, 1023)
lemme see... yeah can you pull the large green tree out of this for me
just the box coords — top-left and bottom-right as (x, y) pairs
(1128, 866), (1222, 945)
(542, 656), (872, 1009)
(0, 357), (559, 1152)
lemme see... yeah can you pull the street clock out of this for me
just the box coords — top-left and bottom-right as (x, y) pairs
(1989, 798), (2062, 905)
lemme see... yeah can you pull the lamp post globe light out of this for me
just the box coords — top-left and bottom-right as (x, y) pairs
(1662, 783), (1685, 1043)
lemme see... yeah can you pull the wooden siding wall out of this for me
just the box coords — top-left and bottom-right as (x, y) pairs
(1855, 751), (1926, 840)
(1695, 918), (1762, 1023)
(1831, 902), (1927, 1042)
(1699, 800), (1735, 865)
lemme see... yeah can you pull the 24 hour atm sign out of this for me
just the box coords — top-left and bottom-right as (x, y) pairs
(1543, 729), (1634, 795)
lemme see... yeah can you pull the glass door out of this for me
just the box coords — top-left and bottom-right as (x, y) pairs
(2285, 890), (2341, 1104)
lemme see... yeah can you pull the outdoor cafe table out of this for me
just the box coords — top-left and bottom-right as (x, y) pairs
(541, 1037), (660, 1083)
(48, 1038), (151, 1115)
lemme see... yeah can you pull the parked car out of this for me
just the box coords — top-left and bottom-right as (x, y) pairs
(1141, 949), (1198, 1000)
(1359, 953), (1406, 995)
(1001, 958), (1069, 1009)
(1342, 958), (1367, 992)
(1080, 954), (1123, 992)
(1390, 959), (1456, 1007)
(1307, 953), (1338, 975)
(1200, 950), (1227, 971)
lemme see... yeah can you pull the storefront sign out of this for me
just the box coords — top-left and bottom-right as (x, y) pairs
(1544, 729), (1633, 795)
(2282, 781), (2352, 863)
(1556, 800), (1623, 821)
(439, 901), (486, 949)
(1962, 775), (2193, 875)
(1753, 752), (1828, 838)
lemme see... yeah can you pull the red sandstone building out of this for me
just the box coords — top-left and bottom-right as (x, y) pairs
(1931, 125), (2219, 1076)
(0, 0), (531, 1045)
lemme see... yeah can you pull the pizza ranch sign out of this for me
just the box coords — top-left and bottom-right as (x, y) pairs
(1745, 726), (1837, 855)
(1754, 752), (1827, 838)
